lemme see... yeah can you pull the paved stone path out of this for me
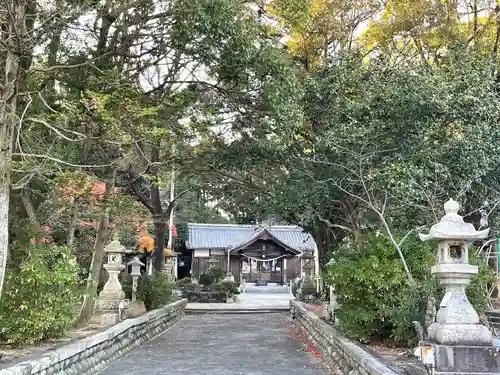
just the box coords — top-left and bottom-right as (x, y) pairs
(100, 313), (328, 375)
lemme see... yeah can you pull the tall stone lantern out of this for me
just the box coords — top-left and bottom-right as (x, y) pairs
(99, 238), (126, 300)
(419, 198), (491, 346)
(299, 249), (316, 297)
(93, 237), (129, 325)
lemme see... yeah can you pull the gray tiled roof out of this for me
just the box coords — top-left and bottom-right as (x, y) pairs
(186, 223), (316, 252)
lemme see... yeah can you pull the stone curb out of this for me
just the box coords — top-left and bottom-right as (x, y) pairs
(0, 299), (187, 375)
(290, 300), (398, 375)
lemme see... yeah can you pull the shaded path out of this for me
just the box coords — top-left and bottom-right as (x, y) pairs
(100, 314), (328, 375)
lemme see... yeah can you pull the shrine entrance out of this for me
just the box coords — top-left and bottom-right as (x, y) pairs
(228, 231), (302, 285)
(241, 257), (285, 284)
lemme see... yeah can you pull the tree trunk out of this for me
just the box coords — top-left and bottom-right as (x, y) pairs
(67, 199), (79, 246)
(76, 176), (114, 327)
(20, 190), (44, 245)
(0, 1), (25, 299)
(152, 212), (167, 272)
(150, 145), (166, 272)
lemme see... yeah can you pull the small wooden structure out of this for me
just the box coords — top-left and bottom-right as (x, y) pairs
(187, 223), (318, 284)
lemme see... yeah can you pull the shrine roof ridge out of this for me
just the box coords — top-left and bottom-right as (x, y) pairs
(187, 223), (304, 230)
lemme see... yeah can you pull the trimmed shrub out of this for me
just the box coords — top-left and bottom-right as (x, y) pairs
(209, 266), (224, 282)
(199, 270), (216, 286)
(210, 281), (240, 297)
(137, 272), (175, 310)
(183, 282), (202, 292)
(177, 277), (193, 287)
(0, 245), (80, 346)
(186, 291), (227, 303)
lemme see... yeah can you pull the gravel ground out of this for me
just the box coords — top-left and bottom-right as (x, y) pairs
(99, 313), (328, 375)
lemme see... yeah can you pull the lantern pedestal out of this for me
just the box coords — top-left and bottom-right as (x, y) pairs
(428, 263), (492, 346)
(407, 344), (500, 375)
(427, 324), (493, 346)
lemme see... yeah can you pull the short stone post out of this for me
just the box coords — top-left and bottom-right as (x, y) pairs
(327, 285), (338, 321)
(93, 238), (129, 325)
(299, 249), (316, 297)
(127, 256), (144, 302)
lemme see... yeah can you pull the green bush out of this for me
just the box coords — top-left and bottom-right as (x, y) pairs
(209, 266), (224, 282)
(177, 277), (193, 287)
(199, 269), (216, 286)
(0, 245), (80, 346)
(137, 273), (175, 310)
(325, 232), (493, 345)
(211, 281), (240, 297)
(183, 282), (201, 292)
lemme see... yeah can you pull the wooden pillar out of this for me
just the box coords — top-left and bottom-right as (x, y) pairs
(283, 258), (287, 285)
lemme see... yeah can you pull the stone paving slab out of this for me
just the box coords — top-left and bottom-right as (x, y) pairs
(99, 313), (328, 375)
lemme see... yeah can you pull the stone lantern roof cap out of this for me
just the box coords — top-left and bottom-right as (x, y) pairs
(104, 239), (126, 253)
(419, 198), (489, 241)
(127, 256), (144, 267)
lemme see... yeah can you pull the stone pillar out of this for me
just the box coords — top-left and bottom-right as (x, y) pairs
(299, 250), (316, 297)
(93, 238), (129, 325)
(163, 249), (178, 280)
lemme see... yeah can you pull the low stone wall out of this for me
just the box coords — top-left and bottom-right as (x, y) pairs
(1, 299), (187, 375)
(290, 300), (398, 375)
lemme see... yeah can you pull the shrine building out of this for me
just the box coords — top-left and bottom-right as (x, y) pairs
(187, 223), (318, 285)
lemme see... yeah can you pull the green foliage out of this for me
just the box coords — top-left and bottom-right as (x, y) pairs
(137, 273), (175, 310)
(0, 245), (80, 346)
(119, 228), (139, 249)
(198, 270), (215, 286)
(176, 277), (193, 287)
(198, 266), (225, 287)
(182, 282), (201, 292)
(209, 266), (224, 283)
(326, 232), (494, 345)
(212, 281), (240, 297)
(468, 252), (496, 313)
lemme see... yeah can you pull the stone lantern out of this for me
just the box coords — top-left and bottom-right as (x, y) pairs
(419, 198), (491, 346)
(298, 249), (316, 297)
(93, 237), (129, 325)
(127, 256), (144, 302)
(164, 247), (179, 280)
(99, 238), (126, 300)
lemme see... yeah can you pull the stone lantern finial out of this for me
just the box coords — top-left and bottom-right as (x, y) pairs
(443, 198), (459, 215)
(419, 198), (492, 346)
